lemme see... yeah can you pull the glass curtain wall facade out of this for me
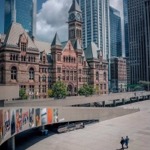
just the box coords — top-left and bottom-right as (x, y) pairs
(144, 0), (150, 90)
(77, 0), (110, 60)
(123, 0), (129, 57)
(128, 0), (149, 85)
(109, 6), (122, 57)
(4, 0), (37, 36)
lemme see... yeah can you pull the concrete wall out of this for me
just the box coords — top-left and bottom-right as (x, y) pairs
(0, 106), (139, 146)
(0, 85), (19, 100)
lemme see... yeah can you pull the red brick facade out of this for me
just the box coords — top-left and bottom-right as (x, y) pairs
(0, 1), (108, 98)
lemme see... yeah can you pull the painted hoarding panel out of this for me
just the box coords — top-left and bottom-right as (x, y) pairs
(16, 109), (22, 133)
(3, 109), (11, 139)
(29, 108), (35, 128)
(41, 108), (47, 125)
(22, 108), (29, 131)
(47, 108), (53, 124)
(11, 110), (16, 135)
(35, 108), (41, 127)
(53, 108), (58, 123)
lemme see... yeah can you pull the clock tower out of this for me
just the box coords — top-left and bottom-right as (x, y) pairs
(68, 0), (82, 46)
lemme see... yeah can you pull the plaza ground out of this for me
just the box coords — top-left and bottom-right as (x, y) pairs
(16, 100), (150, 150)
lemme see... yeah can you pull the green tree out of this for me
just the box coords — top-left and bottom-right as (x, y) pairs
(48, 89), (53, 98)
(52, 81), (67, 99)
(78, 84), (95, 96)
(19, 89), (28, 100)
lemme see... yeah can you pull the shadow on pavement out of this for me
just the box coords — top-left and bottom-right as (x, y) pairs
(15, 129), (55, 150)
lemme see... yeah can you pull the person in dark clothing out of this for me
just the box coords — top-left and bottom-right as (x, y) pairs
(120, 137), (125, 149)
(125, 136), (129, 148)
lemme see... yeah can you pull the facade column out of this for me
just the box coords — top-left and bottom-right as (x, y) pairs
(7, 136), (15, 150)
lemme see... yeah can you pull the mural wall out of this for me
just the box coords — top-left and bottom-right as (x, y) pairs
(0, 107), (54, 145)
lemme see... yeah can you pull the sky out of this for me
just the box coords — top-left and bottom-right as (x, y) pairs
(0, 0), (123, 44)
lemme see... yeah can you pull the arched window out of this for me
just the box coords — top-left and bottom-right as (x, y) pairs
(96, 72), (99, 81)
(104, 72), (107, 81)
(42, 75), (46, 82)
(0, 67), (4, 83)
(29, 68), (34, 80)
(11, 66), (17, 80)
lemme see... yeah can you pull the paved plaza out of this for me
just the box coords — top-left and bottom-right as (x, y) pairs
(16, 100), (150, 150)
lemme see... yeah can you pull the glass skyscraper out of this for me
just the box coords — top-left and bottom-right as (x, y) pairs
(109, 6), (122, 57)
(128, 0), (149, 86)
(4, 0), (37, 36)
(123, 0), (129, 57)
(77, 0), (110, 60)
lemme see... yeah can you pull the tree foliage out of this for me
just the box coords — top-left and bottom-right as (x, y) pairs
(19, 89), (28, 100)
(78, 84), (95, 96)
(52, 81), (67, 99)
(48, 89), (53, 98)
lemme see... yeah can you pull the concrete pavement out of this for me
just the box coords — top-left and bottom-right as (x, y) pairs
(16, 100), (150, 150)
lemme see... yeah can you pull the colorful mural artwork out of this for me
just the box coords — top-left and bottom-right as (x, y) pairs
(29, 108), (35, 128)
(22, 109), (29, 131)
(0, 110), (3, 143)
(47, 108), (53, 124)
(16, 109), (22, 133)
(35, 108), (41, 127)
(53, 108), (59, 123)
(3, 109), (11, 139)
(11, 110), (16, 135)
(0, 107), (59, 146)
(41, 108), (47, 125)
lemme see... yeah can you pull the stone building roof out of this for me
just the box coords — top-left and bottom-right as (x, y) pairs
(51, 32), (62, 47)
(3, 22), (38, 50)
(84, 42), (99, 59)
(74, 39), (82, 50)
(34, 40), (51, 54)
(69, 0), (82, 13)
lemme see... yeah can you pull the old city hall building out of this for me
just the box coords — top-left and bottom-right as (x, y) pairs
(0, 0), (108, 98)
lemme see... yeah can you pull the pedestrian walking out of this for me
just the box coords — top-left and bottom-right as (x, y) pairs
(120, 137), (125, 149)
(125, 136), (129, 148)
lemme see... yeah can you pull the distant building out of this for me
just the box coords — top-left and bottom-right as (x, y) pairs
(144, 0), (150, 89)
(4, 0), (37, 36)
(109, 6), (122, 57)
(128, 0), (150, 87)
(0, 0), (108, 99)
(123, 0), (129, 57)
(110, 57), (127, 92)
(77, 0), (110, 60)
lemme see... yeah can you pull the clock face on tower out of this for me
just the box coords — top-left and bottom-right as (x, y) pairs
(69, 13), (75, 21)
(76, 13), (81, 21)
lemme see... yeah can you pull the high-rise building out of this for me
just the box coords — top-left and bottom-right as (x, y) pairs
(77, 0), (110, 60)
(144, 0), (150, 90)
(109, 6), (122, 57)
(4, 0), (37, 36)
(123, 0), (129, 57)
(128, 0), (150, 87)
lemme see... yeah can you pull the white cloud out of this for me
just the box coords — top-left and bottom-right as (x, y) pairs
(36, 0), (125, 56)
(36, 0), (71, 42)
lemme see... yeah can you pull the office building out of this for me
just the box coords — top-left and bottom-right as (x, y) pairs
(109, 6), (122, 57)
(77, 0), (110, 60)
(128, 0), (150, 87)
(123, 0), (129, 57)
(110, 57), (127, 92)
(4, 0), (37, 36)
